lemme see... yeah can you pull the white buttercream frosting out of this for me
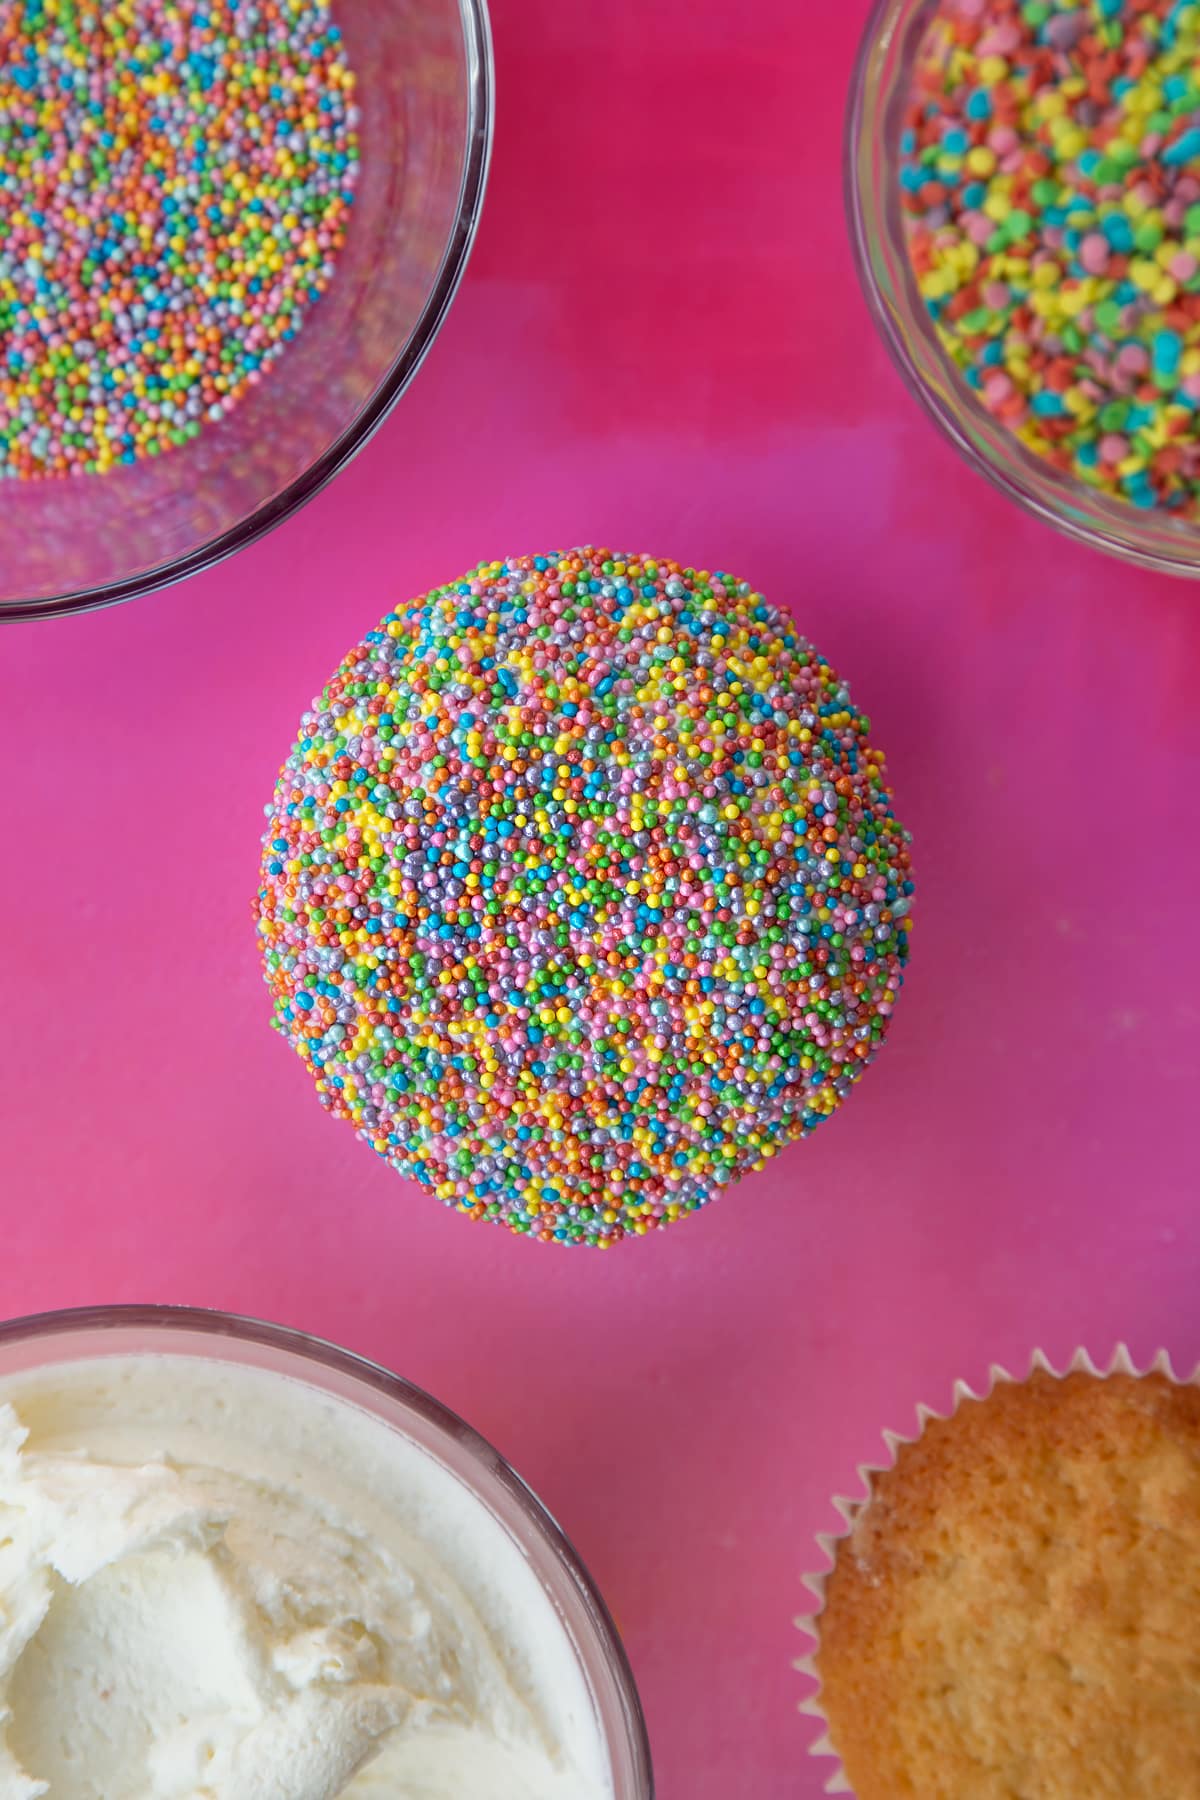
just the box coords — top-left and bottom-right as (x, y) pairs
(0, 1355), (612, 1800)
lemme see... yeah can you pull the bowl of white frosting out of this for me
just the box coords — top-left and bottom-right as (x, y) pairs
(0, 1304), (652, 1799)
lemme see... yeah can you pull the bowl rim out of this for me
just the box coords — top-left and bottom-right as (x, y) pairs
(844, 0), (1200, 577)
(0, 1300), (655, 1796)
(8, 0), (496, 625)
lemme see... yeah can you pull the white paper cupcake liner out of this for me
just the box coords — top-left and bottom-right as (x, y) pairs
(793, 1344), (1191, 1795)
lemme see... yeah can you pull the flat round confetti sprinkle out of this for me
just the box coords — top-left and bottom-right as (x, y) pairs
(256, 551), (914, 1247)
(902, 0), (1200, 512)
(0, 0), (358, 478)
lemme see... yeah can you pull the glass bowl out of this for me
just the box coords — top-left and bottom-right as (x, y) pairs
(0, 1303), (654, 1798)
(3, 0), (493, 622)
(847, 0), (1200, 576)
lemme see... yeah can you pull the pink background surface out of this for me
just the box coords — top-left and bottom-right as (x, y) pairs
(6, 0), (1200, 1792)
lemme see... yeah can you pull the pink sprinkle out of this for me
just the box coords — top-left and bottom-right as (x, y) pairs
(977, 23), (1020, 54)
(1079, 234), (1110, 275)
(1117, 343), (1150, 376)
(1171, 252), (1198, 282)
(1100, 435), (1129, 464)
(982, 280), (1010, 308)
(1182, 375), (1200, 403)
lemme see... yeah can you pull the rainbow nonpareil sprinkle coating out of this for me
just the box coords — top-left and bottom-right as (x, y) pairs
(903, 0), (1200, 510)
(256, 552), (914, 1247)
(0, 0), (357, 478)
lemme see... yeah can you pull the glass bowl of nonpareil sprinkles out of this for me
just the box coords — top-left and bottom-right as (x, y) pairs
(1, 0), (491, 620)
(255, 550), (914, 1249)
(848, 0), (1200, 573)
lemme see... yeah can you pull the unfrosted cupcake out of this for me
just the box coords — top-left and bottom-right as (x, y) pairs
(804, 1353), (1200, 1799)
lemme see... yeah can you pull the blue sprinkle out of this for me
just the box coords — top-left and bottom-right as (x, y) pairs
(1154, 330), (1183, 374)
(1164, 127), (1200, 166)
(1102, 214), (1135, 254)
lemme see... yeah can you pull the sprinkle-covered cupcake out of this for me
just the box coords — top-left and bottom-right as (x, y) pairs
(256, 549), (913, 1246)
(804, 1352), (1200, 1799)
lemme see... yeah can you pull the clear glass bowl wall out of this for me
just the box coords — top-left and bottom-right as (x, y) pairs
(3, 0), (492, 620)
(848, 0), (1200, 575)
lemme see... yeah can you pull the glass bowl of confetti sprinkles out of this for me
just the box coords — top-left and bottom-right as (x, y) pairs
(848, 0), (1200, 575)
(0, 0), (492, 621)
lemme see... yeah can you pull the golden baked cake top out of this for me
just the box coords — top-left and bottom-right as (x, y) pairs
(814, 1369), (1200, 1800)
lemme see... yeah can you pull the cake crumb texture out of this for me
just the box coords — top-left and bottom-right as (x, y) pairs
(815, 1371), (1200, 1798)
